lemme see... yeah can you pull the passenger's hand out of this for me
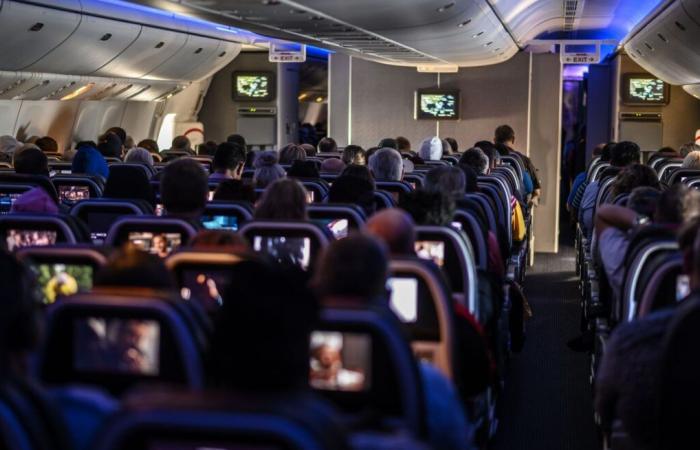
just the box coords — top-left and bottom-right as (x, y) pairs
(16, 122), (30, 143)
(529, 196), (540, 208)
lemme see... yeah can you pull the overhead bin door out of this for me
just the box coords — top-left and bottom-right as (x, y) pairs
(0, 1), (81, 71)
(181, 40), (241, 81)
(94, 27), (188, 79)
(25, 15), (140, 76)
(144, 35), (222, 81)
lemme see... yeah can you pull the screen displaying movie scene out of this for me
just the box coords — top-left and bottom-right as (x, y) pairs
(310, 331), (371, 392)
(31, 263), (93, 305)
(252, 236), (311, 270)
(625, 76), (667, 104)
(180, 269), (231, 311)
(235, 73), (271, 100)
(74, 317), (160, 375)
(201, 215), (238, 231)
(318, 218), (349, 240)
(415, 240), (445, 267)
(417, 91), (459, 119)
(387, 277), (419, 323)
(128, 232), (182, 258)
(6, 229), (57, 251)
(0, 193), (21, 214)
(58, 185), (90, 203)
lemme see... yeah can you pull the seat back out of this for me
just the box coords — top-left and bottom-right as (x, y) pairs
(638, 253), (684, 318)
(375, 181), (413, 197)
(669, 168), (700, 185)
(104, 164), (155, 205)
(0, 214), (85, 250)
(105, 217), (198, 257)
(451, 209), (488, 270)
(39, 292), (205, 396)
(201, 201), (253, 232)
(373, 190), (396, 209)
(0, 173), (59, 203)
(308, 203), (366, 239)
(0, 183), (34, 214)
(658, 160), (683, 184)
(299, 179), (330, 203)
(71, 199), (153, 244)
(388, 258), (456, 380)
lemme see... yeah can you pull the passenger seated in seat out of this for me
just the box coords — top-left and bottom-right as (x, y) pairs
(279, 143), (306, 165)
(341, 145), (366, 166)
(160, 158), (208, 227)
(318, 137), (338, 154)
(368, 148), (403, 181)
(595, 217), (700, 450)
(13, 145), (49, 176)
(312, 235), (475, 450)
(608, 164), (659, 202)
(252, 150), (286, 189)
(418, 137), (443, 161)
(327, 174), (375, 218)
(459, 148), (489, 175)
(35, 136), (58, 154)
(679, 141), (700, 157)
(212, 179), (256, 203)
(399, 190), (454, 227)
(94, 245), (177, 291)
(320, 158), (345, 174)
(168, 135), (195, 155)
(10, 187), (58, 215)
(254, 178), (308, 221)
(72, 143), (109, 180)
(124, 147), (154, 169)
(494, 124), (541, 206)
(366, 208), (415, 257)
(209, 142), (246, 182)
(97, 133), (123, 159)
(681, 150), (700, 170)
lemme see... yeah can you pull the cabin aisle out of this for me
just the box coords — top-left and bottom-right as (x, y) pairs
(491, 234), (600, 450)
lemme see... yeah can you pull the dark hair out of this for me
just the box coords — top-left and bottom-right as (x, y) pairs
(457, 164), (479, 192)
(95, 245), (176, 290)
(627, 186), (661, 217)
(399, 190), (455, 226)
(378, 138), (398, 149)
(287, 160), (319, 179)
(105, 127), (127, 145)
(35, 136), (58, 153)
(424, 166), (466, 200)
(98, 133), (122, 158)
(328, 175), (375, 217)
(610, 141), (641, 167)
(208, 260), (317, 391)
(213, 179), (255, 203)
(137, 139), (159, 154)
(610, 164), (659, 199)
(459, 148), (489, 175)
(600, 142), (616, 162)
(104, 165), (155, 205)
(254, 178), (308, 221)
(300, 143), (316, 157)
(494, 142), (511, 156)
(190, 230), (249, 251)
(656, 184), (696, 225)
(445, 137), (459, 153)
(340, 164), (374, 188)
(313, 234), (388, 300)
(279, 144), (306, 165)
(213, 142), (246, 172)
(77, 141), (97, 150)
(341, 145), (366, 166)
(0, 250), (39, 366)
(160, 158), (208, 216)
(198, 141), (218, 157)
(396, 136), (411, 152)
(14, 148), (48, 176)
(318, 137), (338, 153)
(171, 135), (191, 152)
(494, 125), (515, 144)
(226, 134), (247, 149)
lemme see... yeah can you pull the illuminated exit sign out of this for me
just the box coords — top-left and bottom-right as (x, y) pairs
(270, 42), (306, 63)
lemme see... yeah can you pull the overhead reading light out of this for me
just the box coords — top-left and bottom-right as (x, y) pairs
(194, 48), (203, 54)
(315, 96), (324, 103)
(436, 2), (455, 12)
(61, 83), (95, 101)
(458, 19), (472, 27)
(298, 93), (308, 100)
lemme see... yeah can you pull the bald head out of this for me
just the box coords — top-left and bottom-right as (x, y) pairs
(366, 208), (416, 256)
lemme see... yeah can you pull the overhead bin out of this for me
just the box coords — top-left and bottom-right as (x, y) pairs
(145, 35), (229, 81)
(181, 40), (242, 81)
(0, 1), (81, 71)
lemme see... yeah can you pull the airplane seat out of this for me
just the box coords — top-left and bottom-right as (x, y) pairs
(311, 305), (428, 439)
(403, 173), (425, 189)
(477, 179), (511, 251)
(240, 220), (332, 271)
(612, 193), (630, 206)
(201, 201), (254, 232)
(48, 162), (73, 175)
(668, 168), (700, 186)
(308, 203), (366, 239)
(587, 161), (610, 183)
(656, 295), (700, 450)
(658, 161), (683, 184)
(373, 190), (397, 210)
(71, 199), (154, 245)
(442, 155), (459, 165)
(38, 292), (207, 397)
(103, 165), (156, 206)
(93, 390), (350, 450)
(319, 173), (340, 185)
(452, 208), (489, 271)
(159, 151), (190, 162)
(51, 175), (104, 205)
(0, 213), (91, 250)
(299, 179), (330, 203)
(637, 252), (683, 319)
(500, 156), (525, 185)
(375, 180), (414, 197)
(0, 183), (35, 214)
(0, 173), (59, 204)
(105, 217), (198, 257)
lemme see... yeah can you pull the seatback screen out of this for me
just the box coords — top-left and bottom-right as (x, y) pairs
(252, 236), (311, 270)
(387, 277), (419, 323)
(31, 263), (93, 304)
(6, 229), (57, 251)
(310, 331), (371, 392)
(128, 232), (182, 258)
(58, 185), (90, 203)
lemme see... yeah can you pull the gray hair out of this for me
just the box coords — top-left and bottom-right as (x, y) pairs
(253, 150), (287, 188)
(368, 147), (403, 180)
(419, 136), (443, 161)
(680, 142), (700, 158)
(682, 151), (700, 170)
(461, 147), (489, 175)
(423, 166), (466, 200)
(124, 147), (154, 167)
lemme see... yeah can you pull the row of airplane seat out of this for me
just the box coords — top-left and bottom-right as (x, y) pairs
(0, 125), (539, 450)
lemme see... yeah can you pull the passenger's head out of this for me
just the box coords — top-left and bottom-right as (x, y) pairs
(226, 134), (247, 150)
(341, 164), (374, 186)
(494, 124), (515, 145)
(254, 178), (308, 221)
(610, 141), (641, 167)
(105, 127), (127, 145)
(457, 164), (480, 193)
(160, 158), (208, 217)
(600, 142), (616, 162)
(655, 184), (700, 225)
(171, 135), (191, 153)
(124, 147), (154, 168)
(626, 187), (661, 217)
(0, 251), (40, 372)
(494, 142), (511, 156)
(208, 259), (317, 391)
(396, 136), (411, 152)
(313, 234), (389, 301)
(94, 245), (176, 291)
(459, 147), (489, 175)
(341, 145), (366, 166)
(679, 142), (700, 158)
(253, 150), (286, 189)
(287, 160), (319, 179)
(198, 140), (218, 157)
(320, 157), (346, 174)
(399, 190), (454, 226)
(10, 187), (58, 214)
(35, 136), (58, 154)
(13, 146), (48, 176)
(610, 164), (659, 199)
(445, 137), (459, 154)
(212, 179), (256, 203)
(424, 165), (466, 201)
(368, 148), (403, 180)
(137, 139), (159, 154)
(682, 151), (700, 170)
(378, 137), (397, 150)
(190, 230), (250, 254)
(212, 142), (246, 175)
(317, 137), (338, 154)
(300, 143), (316, 157)
(418, 136), (443, 161)
(366, 208), (415, 256)
(279, 143), (306, 165)
(328, 175), (375, 217)
(98, 133), (123, 158)
(72, 145), (109, 179)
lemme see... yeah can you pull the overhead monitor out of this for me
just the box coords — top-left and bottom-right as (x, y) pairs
(232, 71), (275, 102)
(415, 89), (460, 120)
(622, 74), (669, 106)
